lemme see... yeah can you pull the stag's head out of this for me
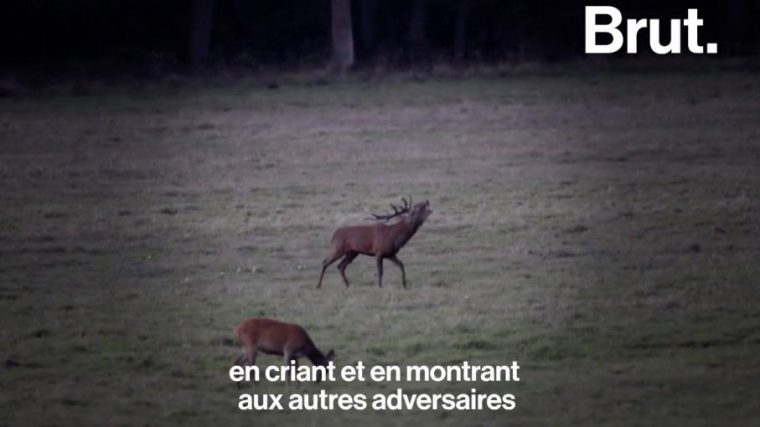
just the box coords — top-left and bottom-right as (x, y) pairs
(410, 199), (433, 225)
(372, 197), (432, 226)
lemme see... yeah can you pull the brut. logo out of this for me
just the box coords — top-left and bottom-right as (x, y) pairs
(585, 6), (718, 55)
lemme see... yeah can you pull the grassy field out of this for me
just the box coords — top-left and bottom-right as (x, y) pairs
(1, 71), (759, 426)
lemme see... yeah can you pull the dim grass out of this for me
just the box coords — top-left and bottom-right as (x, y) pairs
(1, 71), (759, 426)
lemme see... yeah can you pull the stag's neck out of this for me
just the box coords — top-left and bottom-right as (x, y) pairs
(389, 218), (422, 248)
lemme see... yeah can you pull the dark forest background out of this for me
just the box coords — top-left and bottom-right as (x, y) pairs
(0, 0), (759, 78)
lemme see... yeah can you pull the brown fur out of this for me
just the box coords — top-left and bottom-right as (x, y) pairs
(233, 318), (334, 369)
(317, 200), (432, 288)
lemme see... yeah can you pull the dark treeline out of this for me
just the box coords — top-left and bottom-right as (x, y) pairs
(0, 0), (758, 73)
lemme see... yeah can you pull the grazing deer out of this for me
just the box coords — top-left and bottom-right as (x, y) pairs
(317, 197), (432, 288)
(233, 318), (335, 376)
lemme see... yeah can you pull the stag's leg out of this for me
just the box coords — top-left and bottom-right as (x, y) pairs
(337, 251), (358, 287)
(376, 256), (384, 287)
(387, 255), (407, 288)
(317, 252), (342, 288)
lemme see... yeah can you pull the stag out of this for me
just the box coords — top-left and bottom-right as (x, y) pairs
(317, 197), (432, 288)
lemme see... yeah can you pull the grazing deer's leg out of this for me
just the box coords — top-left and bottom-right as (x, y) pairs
(248, 348), (258, 368)
(337, 251), (358, 287)
(234, 355), (244, 389)
(235, 346), (257, 366)
(283, 350), (297, 383)
(376, 256), (384, 287)
(317, 253), (342, 288)
(234, 348), (257, 389)
(292, 358), (301, 383)
(388, 255), (407, 288)
(234, 352), (245, 366)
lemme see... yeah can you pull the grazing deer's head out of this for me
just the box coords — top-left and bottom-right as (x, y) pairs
(315, 349), (336, 382)
(320, 349), (336, 366)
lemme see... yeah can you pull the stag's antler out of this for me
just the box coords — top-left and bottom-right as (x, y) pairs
(372, 196), (413, 222)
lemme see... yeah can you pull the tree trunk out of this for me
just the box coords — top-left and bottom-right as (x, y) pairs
(453, 0), (469, 60)
(331, 0), (355, 71)
(726, 0), (750, 54)
(188, 0), (214, 65)
(359, 0), (377, 55)
(408, 0), (428, 62)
